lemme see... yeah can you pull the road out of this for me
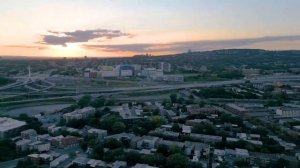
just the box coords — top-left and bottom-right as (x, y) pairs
(0, 158), (23, 168)
(0, 74), (299, 104)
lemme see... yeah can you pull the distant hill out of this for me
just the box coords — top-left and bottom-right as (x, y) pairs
(1, 49), (300, 70)
(149, 49), (300, 69)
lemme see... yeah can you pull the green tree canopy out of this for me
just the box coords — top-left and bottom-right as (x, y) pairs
(112, 122), (126, 133)
(78, 95), (92, 108)
(170, 93), (177, 104)
(150, 116), (166, 128)
(100, 114), (122, 132)
(165, 153), (189, 168)
(103, 138), (123, 149)
(90, 97), (106, 108)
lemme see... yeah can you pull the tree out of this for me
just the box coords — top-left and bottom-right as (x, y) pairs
(141, 154), (157, 166)
(195, 87), (240, 98)
(112, 122), (126, 133)
(265, 99), (283, 107)
(105, 98), (116, 106)
(0, 77), (14, 86)
(103, 138), (123, 149)
(103, 148), (125, 162)
(171, 123), (182, 132)
(125, 151), (141, 166)
(153, 109), (160, 115)
(269, 158), (289, 168)
(199, 101), (206, 107)
(188, 162), (203, 168)
(150, 116), (166, 128)
(87, 117), (100, 128)
(103, 107), (111, 112)
(61, 104), (79, 114)
(78, 95), (92, 108)
(170, 93), (177, 104)
(141, 153), (166, 167)
(168, 145), (183, 155)
(66, 119), (87, 129)
(157, 144), (169, 156)
(251, 127), (268, 136)
(219, 113), (232, 123)
(100, 114), (121, 132)
(90, 98), (106, 108)
(92, 143), (104, 159)
(132, 119), (155, 135)
(165, 153), (189, 168)
(216, 161), (230, 168)
(69, 152), (76, 158)
(17, 114), (42, 133)
(235, 159), (249, 167)
(0, 139), (17, 161)
(79, 141), (88, 151)
(192, 123), (216, 135)
(177, 97), (185, 104)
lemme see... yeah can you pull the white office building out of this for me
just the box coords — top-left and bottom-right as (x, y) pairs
(159, 62), (171, 72)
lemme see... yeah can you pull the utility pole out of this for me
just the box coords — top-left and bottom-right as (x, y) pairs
(207, 146), (213, 168)
(28, 65), (31, 81)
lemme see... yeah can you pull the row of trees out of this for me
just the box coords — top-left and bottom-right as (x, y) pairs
(193, 87), (257, 99)
(78, 95), (107, 108)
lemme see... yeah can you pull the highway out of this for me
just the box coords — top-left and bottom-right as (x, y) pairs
(0, 74), (299, 104)
(43, 74), (300, 95)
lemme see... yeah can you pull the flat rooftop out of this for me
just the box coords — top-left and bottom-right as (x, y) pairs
(0, 117), (26, 132)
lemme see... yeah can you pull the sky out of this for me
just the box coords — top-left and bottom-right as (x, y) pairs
(1, 0), (300, 57)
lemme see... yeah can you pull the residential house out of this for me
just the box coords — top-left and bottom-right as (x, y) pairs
(136, 136), (160, 149)
(21, 129), (37, 140)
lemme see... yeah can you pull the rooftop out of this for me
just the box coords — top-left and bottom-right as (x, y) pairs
(88, 128), (107, 134)
(0, 117), (26, 132)
(226, 103), (247, 112)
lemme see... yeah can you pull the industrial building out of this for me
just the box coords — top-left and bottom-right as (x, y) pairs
(0, 117), (26, 138)
(119, 65), (135, 77)
(99, 66), (117, 78)
(141, 68), (164, 78)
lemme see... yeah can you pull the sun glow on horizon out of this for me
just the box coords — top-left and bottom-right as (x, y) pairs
(49, 43), (86, 57)
(1, 0), (300, 57)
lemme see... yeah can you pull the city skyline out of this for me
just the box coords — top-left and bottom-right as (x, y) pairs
(1, 0), (300, 57)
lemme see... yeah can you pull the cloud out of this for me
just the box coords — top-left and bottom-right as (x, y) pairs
(40, 29), (132, 46)
(5, 45), (48, 50)
(84, 35), (300, 53)
(85, 43), (153, 53)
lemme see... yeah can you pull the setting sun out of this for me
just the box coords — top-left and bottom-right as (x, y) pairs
(50, 43), (85, 57)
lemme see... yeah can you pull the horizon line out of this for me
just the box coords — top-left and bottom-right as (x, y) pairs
(1, 48), (300, 60)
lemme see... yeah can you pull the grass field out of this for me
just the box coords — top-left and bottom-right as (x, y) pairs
(0, 97), (75, 108)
